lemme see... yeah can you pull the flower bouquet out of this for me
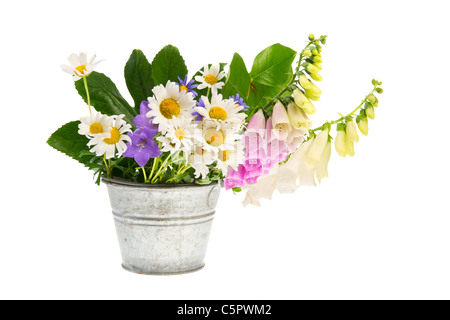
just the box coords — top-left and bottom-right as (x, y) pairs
(48, 34), (383, 274)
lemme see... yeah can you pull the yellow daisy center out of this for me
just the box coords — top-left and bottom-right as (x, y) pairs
(89, 122), (103, 134)
(219, 150), (230, 162)
(175, 128), (186, 140)
(205, 74), (218, 85)
(179, 84), (189, 93)
(204, 129), (225, 147)
(209, 106), (228, 121)
(76, 64), (87, 75)
(103, 127), (121, 145)
(160, 98), (180, 119)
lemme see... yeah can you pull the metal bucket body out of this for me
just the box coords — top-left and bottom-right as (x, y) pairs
(103, 178), (221, 275)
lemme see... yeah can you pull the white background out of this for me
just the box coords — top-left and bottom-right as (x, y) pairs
(1, 0), (449, 300)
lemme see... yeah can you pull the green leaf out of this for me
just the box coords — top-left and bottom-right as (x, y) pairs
(250, 43), (297, 87)
(47, 121), (100, 169)
(151, 45), (188, 86)
(75, 72), (136, 125)
(222, 53), (251, 100)
(124, 49), (154, 112)
(247, 82), (280, 110)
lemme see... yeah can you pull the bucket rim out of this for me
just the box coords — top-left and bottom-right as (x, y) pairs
(101, 176), (221, 189)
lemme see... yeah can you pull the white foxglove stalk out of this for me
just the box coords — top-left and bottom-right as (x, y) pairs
(335, 130), (347, 157)
(271, 101), (291, 139)
(315, 141), (331, 182)
(306, 129), (329, 167)
(287, 103), (312, 130)
(61, 52), (102, 81)
(358, 117), (369, 136)
(346, 120), (359, 142)
(293, 89), (316, 115)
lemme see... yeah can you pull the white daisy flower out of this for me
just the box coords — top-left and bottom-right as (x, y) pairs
(78, 112), (113, 138)
(195, 64), (226, 95)
(188, 146), (215, 179)
(147, 81), (196, 132)
(215, 140), (245, 173)
(156, 116), (195, 154)
(88, 115), (132, 159)
(194, 94), (246, 129)
(199, 122), (240, 155)
(61, 52), (103, 81)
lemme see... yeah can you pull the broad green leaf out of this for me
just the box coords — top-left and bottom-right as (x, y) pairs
(124, 49), (154, 112)
(47, 121), (101, 169)
(246, 82), (280, 112)
(250, 43), (296, 87)
(222, 53), (251, 100)
(75, 72), (136, 125)
(151, 45), (188, 86)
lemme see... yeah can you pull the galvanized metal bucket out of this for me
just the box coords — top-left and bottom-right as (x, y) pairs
(102, 178), (221, 275)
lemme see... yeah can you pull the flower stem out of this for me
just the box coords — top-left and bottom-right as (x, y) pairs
(148, 158), (158, 183)
(151, 153), (173, 184)
(83, 76), (92, 114)
(309, 86), (378, 134)
(140, 167), (148, 182)
(103, 154), (111, 177)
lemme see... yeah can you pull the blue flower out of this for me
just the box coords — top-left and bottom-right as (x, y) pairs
(192, 98), (205, 123)
(230, 93), (249, 111)
(177, 75), (198, 97)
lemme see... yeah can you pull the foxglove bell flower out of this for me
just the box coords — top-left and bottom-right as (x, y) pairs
(335, 130), (347, 157)
(271, 102), (291, 140)
(358, 117), (369, 136)
(293, 89), (316, 115)
(224, 165), (246, 190)
(306, 129), (329, 167)
(315, 142), (332, 182)
(346, 120), (359, 142)
(287, 102), (312, 130)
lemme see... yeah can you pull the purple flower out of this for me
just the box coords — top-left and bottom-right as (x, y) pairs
(123, 100), (162, 167)
(123, 127), (162, 167)
(224, 165), (246, 190)
(192, 98), (205, 123)
(178, 75), (198, 97)
(134, 101), (157, 130)
(230, 93), (249, 111)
